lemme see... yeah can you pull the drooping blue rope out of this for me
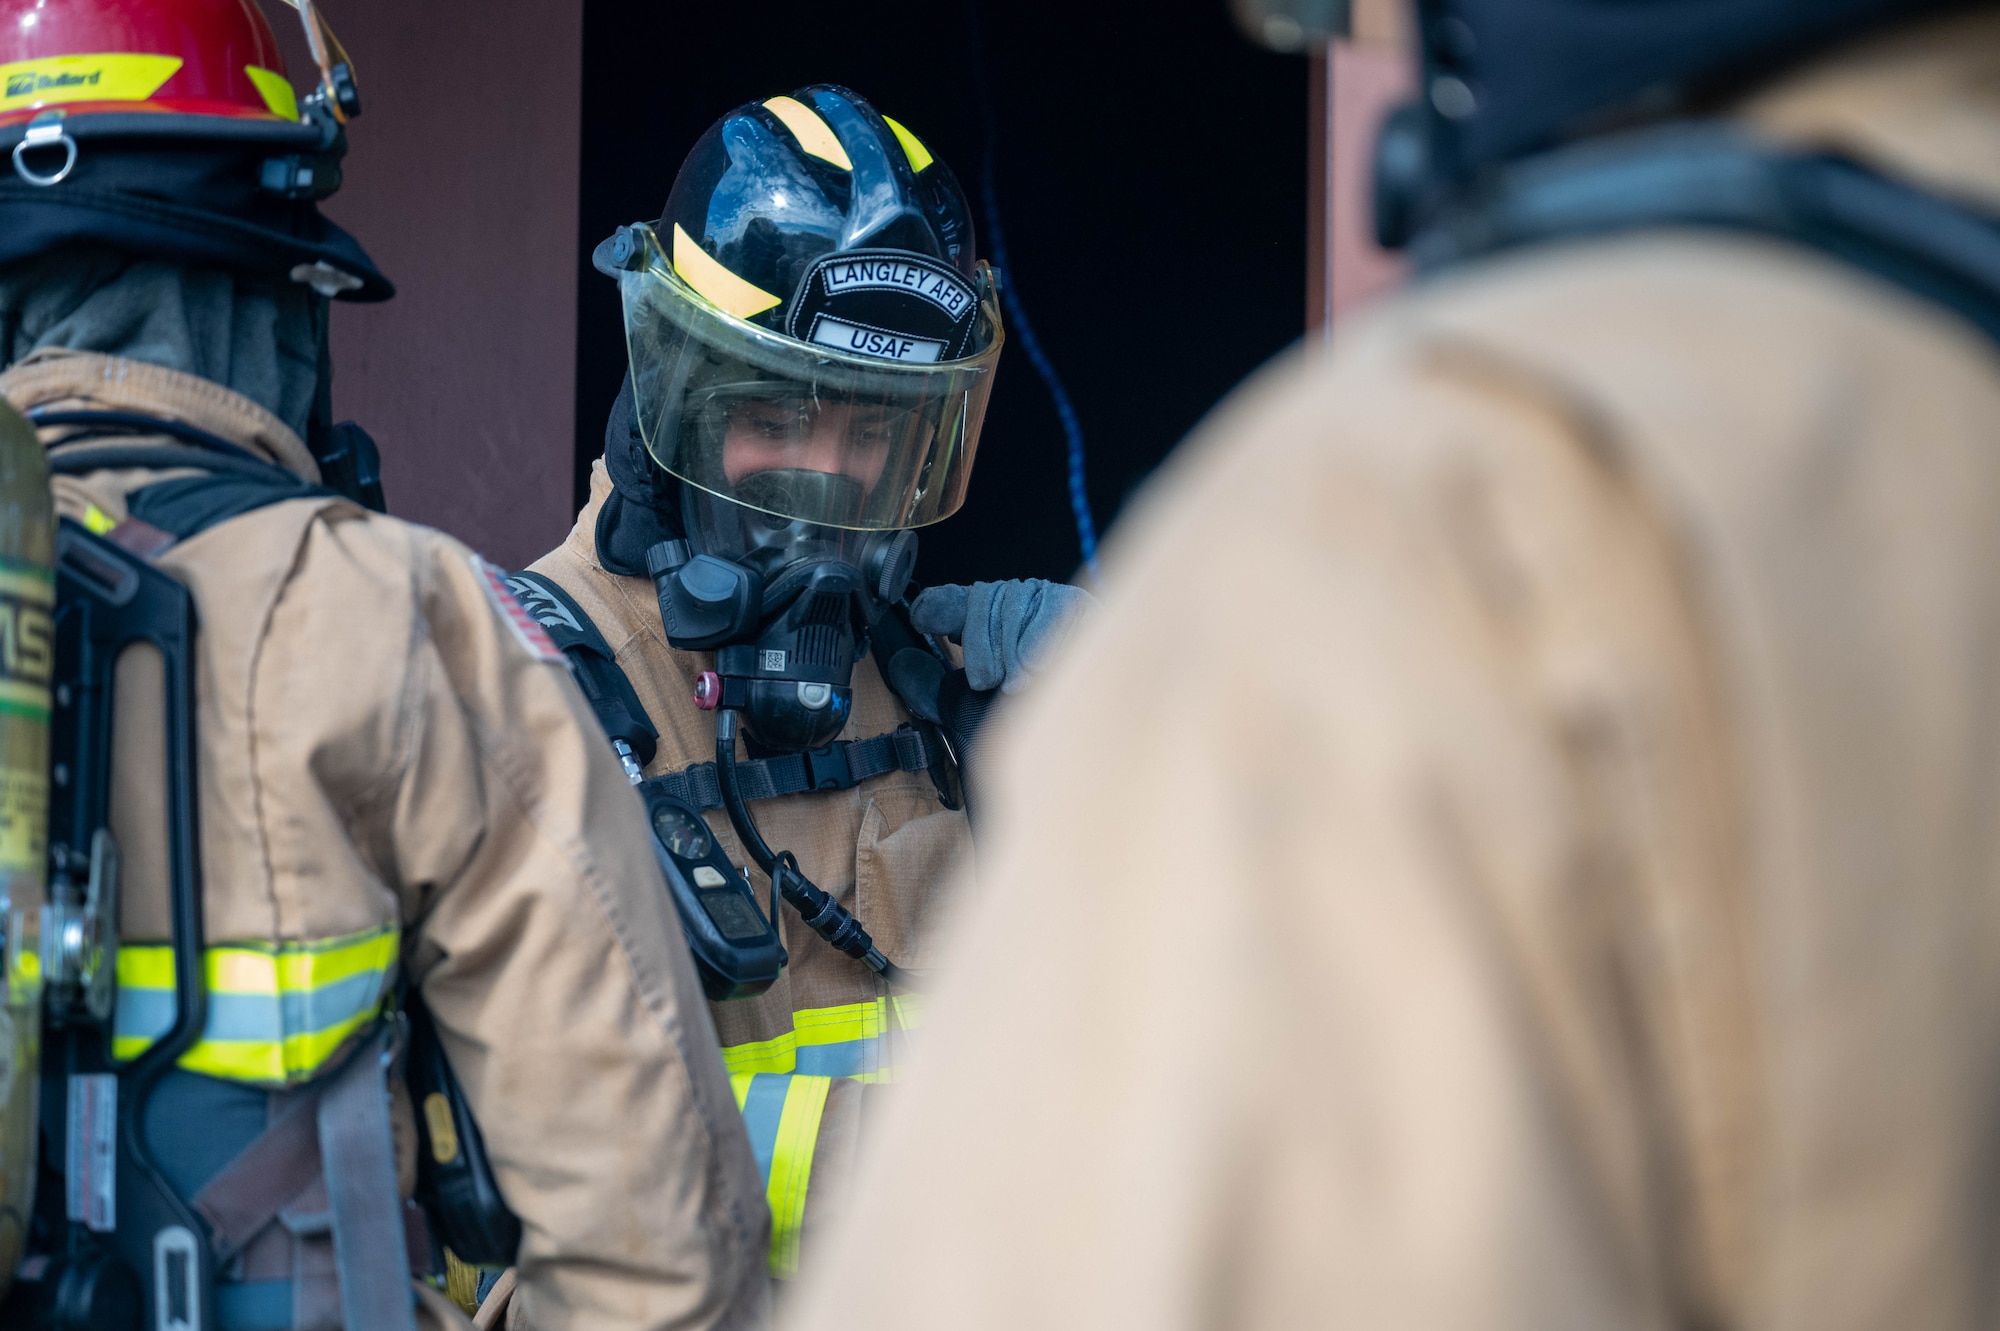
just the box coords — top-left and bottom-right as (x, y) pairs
(966, 0), (1101, 578)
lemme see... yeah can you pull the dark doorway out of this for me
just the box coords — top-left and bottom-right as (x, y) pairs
(577, 0), (1308, 585)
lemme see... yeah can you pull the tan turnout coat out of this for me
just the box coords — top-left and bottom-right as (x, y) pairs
(530, 463), (974, 1272)
(783, 13), (2000, 1331)
(1, 351), (768, 1331)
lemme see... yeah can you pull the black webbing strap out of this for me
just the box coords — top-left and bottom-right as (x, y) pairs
(506, 568), (660, 767)
(38, 412), (343, 543)
(507, 568), (937, 807)
(646, 725), (931, 812)
(1411, 123), (2000, 345)
(128, 468), (337, 538)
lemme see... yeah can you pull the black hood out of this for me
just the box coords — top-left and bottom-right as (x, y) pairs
(594, 372), (684, 577)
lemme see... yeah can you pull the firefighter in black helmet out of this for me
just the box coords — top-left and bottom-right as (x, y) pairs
(510, 84), (1090, 1286)
(777, 2), (2000, 1329)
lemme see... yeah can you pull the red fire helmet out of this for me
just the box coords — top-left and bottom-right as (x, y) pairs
(0, 0), (310, 138)
(0, 0), (389, 301)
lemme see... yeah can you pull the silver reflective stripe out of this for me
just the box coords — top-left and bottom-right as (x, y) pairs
(113, 969), (386, 1047)
(792, 1036), (880, 1078)
(739, 1073), (790, 1184)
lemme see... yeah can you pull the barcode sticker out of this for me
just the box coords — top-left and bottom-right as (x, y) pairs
(66, 1073), (116, 1232)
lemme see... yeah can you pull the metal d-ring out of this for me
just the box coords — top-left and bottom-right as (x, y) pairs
(13, 122), (78, 187)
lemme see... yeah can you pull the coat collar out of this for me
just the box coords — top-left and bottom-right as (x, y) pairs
(0, 348), (320, 481)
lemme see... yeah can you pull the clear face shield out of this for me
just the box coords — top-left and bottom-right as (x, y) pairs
(612, 223), (1003, 569)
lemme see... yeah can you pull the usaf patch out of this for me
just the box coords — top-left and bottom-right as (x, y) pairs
(473, 556), (562, 664)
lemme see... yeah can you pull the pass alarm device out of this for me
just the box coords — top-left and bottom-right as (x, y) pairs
(642, 786), (787, 1001)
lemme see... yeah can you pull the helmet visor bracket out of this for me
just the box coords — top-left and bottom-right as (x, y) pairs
(617, 222), (1003, 532)
(273, 0), (359, 122)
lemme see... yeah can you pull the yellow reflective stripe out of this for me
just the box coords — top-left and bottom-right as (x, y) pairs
(794, 999), (885, 1045)
(725, 997), (925, 1272)
(243, 65), (298, 121)
(113, 925), (398, 1085)
(721, 1032), (795, 1075)
(882, 116), (933, 174)
(277, 926), (399, 988)
(671, 222), (782, 320)
(116, 927), (398, 991)
(209, 948), (278, 994)
(766, 1074), (830, 1277)
(720, 998), (899, 1075)
(116, 944), (175, 990)
(762, 96), (852, 170)
(0, 54), (183, 114)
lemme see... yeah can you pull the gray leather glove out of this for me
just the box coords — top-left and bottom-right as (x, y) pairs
(909, 579), (1095, 694)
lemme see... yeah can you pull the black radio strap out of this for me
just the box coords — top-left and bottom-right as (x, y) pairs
(507, 569), (661, 768)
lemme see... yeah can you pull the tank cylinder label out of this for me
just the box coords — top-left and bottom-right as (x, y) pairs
(0, 565), (52, 715)
(0, 561), (51, 875)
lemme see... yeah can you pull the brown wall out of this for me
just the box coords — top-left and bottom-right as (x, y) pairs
(1307, 0), (1414, 329)
(275, 0), (583, 569)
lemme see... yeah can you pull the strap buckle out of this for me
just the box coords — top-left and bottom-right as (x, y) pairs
(801, 741), (852, 791)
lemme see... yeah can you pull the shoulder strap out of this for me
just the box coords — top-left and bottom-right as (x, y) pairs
(40, 407), (343, 543)
(126, 468), (336, 540)
(1413, 124), (2000, 345)
(506, 568), (660, 768)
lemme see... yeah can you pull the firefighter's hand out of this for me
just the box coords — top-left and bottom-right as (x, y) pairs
(910, 579), (1095, 694)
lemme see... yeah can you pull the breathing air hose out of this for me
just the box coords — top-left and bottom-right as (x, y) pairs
(714, 708), (910, 985)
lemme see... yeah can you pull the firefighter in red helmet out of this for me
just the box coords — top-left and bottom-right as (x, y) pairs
(0, 3), (767, 1329)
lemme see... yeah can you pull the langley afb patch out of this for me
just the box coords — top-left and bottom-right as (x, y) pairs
(787, 248), (982, 361)
(473, 556), (563, 664)
(817, 255), (974, 319)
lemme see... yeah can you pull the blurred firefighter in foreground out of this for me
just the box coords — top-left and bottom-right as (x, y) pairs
(495, 85), (1088, 1304)
(783, 2), (2000, 1328)
(0, 2), (765, 1328)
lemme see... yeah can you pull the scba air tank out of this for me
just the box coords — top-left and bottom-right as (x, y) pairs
(0, 398), (51, 1301)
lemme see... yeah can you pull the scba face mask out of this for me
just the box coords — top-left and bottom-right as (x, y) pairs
(648, 483), (920, 751)
(602, 218), (1001, 752)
